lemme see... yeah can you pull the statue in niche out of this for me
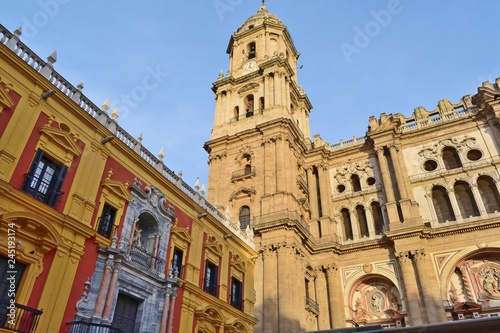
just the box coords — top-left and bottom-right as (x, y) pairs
(133, 226), (142, 248)
(372, 293), (383, 312)
(480, 265), (500, 296)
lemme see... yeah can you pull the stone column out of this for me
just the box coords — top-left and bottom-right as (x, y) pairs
(325, 264), (344, 328)
(470, 183), (487, 216)
(263, 246), (278, 333)
(413, 249), (447, 323)
(314, 266), (330, 330)
(276, 136), (286, 192)
(92, 259), (112, 320)
(387, 144), (409, 200)
(167, 291), (177, 333)
(349, 210), (360, 240)
(159, 292), (171, 333)
(101, 262), (121, 323)
(375, 147), (400, 224)
(318, 164), (333, 217)
(364, 206), (375, 237)
(396, 252), (425, 325)
(263, 139), (277, 196)
(307, 168), (320, 220)
(151, 233), (161, 270)
(277, 244), (294, 332)
(447, 188), (462, 221)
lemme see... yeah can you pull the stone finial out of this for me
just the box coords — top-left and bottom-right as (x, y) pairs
(178, 169), (183, 178)
(137, 133), (143, 143)
(194, 178), (200, 191)
(77, 81), (84, 90)
(47, 50), (57, 65)
(218, 70), (224, 79)
(158, 147), (165, 160)
(111, 107), (119, 120)
(102, 98), (110, 112)
(13, 27), (22, 37)
(106, 168), (113, 180)
(6, 27), (22, 51)
(200, 184), (206, 196)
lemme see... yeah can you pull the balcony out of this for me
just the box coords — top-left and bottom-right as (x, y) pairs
(231, 166), (256, 181)
(305, 296), (319, 315)
(66, 321), (124, 333)
(127, 245), (166, 275)
(0, 300), (42, 333)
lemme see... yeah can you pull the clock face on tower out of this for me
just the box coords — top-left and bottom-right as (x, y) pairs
(242, 60), (257, 74)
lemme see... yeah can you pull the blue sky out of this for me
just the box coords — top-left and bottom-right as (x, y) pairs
(2, 1), (500, 191)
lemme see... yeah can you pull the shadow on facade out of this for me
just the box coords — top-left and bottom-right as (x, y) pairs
(254, 298), (304, 333)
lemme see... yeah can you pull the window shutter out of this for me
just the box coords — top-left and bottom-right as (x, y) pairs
(22, 149), (44, 192)
(47, 164), (68, 207)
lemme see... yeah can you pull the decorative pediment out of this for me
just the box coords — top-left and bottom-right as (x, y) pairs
(39, 124), (81, 164)
(101, 179), (132, 203)
(171, 223), (193, 245)
(229, 187), (256, 201)
(453, 301), (481, 313)
(231, 254), (246, 273)
(226, 320), (249, 333)
(195, 305), (226, 326)
(205, 236), (223, 258)
(0, 84), (14, 110)
(237, 82), (259, 95)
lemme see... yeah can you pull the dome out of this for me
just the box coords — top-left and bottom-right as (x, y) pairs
(235, 5), (283, 33)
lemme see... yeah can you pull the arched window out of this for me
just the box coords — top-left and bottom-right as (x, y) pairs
(239, 206), (250, 229)
(432, 186), (455, 223)
(371, 202), (384, 234)
(244, 95), (254, 117)
(477, 176), (500, 213)
(442, 147), (462, 170)
(356, 205), (369, 237)
(454, 181), (479, 218)
(341, 208), (353, 240)
(247, 42), (256, 59)
(244, 164), (252, 175)
(351, 174), (361, 192)
(234, 106), (240, 121)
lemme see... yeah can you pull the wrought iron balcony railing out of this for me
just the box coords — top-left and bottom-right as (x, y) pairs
(66, 321), (124, 333)
(127, 245), (166, 275)
(0, 300), (43, 333)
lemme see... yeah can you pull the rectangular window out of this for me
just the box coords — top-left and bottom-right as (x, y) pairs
(98, 203), (117, 238)
(172, 248), (183, 277)
(204, 260), (218, 297)
(22, 149), (67, 207)
(230, 277), (243, 310)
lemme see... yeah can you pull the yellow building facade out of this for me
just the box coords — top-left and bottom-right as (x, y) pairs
(0, 24), (256, 333)
(205, 5), (500, 332)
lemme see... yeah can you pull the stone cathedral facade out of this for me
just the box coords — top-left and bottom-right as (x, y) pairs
(204, 5), (500, 332)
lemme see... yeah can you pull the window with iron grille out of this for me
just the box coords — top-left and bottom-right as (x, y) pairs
(230, 277), (243, 310)
(172, 248), (183, 277)
(204, 260), (218, 297)
(98, 203), (117, 238)
(22, 149), (67, 207)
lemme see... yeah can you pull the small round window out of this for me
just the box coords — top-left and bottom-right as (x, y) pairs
(466, 149), (482, 161)
(366, 177), (376, 186)
(423, 160), (438, 171)
(337, 184), (346, 193)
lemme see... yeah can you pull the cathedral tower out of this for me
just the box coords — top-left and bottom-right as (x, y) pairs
(204, 4), (314, 332)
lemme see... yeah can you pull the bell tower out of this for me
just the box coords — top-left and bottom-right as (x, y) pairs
(204, 4), (313, 332)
